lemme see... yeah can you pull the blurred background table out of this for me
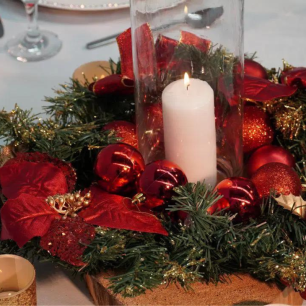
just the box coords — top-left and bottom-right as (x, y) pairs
(0, 0), (306, 305)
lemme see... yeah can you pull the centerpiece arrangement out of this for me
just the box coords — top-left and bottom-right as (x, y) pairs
(1, 0), (306, 305)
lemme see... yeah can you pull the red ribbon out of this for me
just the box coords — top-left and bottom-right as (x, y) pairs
(116, 25), (212, 80)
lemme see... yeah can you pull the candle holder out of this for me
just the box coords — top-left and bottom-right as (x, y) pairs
(0, 255), (36, 306)
(131, 0), (244, 185)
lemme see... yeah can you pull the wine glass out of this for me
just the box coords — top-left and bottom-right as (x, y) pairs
(6, 0), (62, 62)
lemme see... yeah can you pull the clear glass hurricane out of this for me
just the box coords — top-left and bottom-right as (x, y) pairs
(6, 0), (62, 62)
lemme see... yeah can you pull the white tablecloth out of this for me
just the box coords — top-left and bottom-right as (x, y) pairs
(0, 0), (306, 305)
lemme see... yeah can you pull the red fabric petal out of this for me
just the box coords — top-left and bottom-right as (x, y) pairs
(244, 75), (297, 102)
(79, 185), (168, 236)
(5, 152), (76, 192)
(0, 161), (68, 199)
(1, 193), (59, 247)
(281, 67), (306, 87)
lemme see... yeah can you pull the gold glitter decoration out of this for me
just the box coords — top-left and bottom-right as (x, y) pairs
(266, 99), (304, 140)
(275, 194), (306, 219)
(268, 250), (306, 292)
(0, 145), (14, 167)
(46, 190), (91, 219)
(0, 280), (36, 306)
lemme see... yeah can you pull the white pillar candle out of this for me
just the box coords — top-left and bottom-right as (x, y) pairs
(162, 73), (217, 186)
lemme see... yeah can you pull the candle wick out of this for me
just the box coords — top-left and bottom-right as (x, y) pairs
(187, 84), (190, 91)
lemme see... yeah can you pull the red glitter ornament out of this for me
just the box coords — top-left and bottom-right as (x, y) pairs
(139, 160), (188, 208)
(251, 162), (302, 198)
(247, 145), (295, 177)
(210, 177), (261, 223)
(243, 106), (274, 153)
(244, 59), (268, 79)
(40, 217), (96, 267)
(5, 152), (76, 192)
(94, 143), (145, 195)
(103, 121), (138, 149)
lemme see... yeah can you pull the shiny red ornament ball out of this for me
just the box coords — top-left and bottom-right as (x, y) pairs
(251, 162), (302, 198)
(95, 143), (145, 195)
(243, 106), (274, 153)
(244, 59), (268, 79)
(103, 121), (138, 149)
(139, 160), (188, 209)
(247, 145), (295, 177)
(210, 177), (261, 223)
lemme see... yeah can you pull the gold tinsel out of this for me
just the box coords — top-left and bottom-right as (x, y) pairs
(46, 190), (91, 219)
(163, 261), (197, 284)
(269, 250), (306, 292)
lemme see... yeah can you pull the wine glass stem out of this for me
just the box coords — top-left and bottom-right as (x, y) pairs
(24, 1), (41, 43)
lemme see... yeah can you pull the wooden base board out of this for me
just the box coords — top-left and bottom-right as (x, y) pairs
(85, 272), (303, 305)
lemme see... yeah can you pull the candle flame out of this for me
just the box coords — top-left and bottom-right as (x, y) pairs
(184, 72), (190, 88)
(184, 5), (188, 14)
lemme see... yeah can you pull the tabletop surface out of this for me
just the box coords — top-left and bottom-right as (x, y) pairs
(0, 0), (306, 305)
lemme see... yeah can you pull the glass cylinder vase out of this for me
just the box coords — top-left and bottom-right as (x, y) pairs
(131, 0), (244, 186)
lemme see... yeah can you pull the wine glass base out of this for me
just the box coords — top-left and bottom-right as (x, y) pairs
(6, 30), (62, 62)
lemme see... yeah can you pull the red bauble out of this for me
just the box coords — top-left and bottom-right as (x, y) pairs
(103, 121), (138, 149)
(210, 177), (261, 223)
(94, 143), (145, 195)
(244, 59), (268, 79)
(40, 217), (95, 267)
(251, 162), (302, 197)
(247, 145), (295, 177)
(243, 106), (274, 153)
(139, 160), (188, 208)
